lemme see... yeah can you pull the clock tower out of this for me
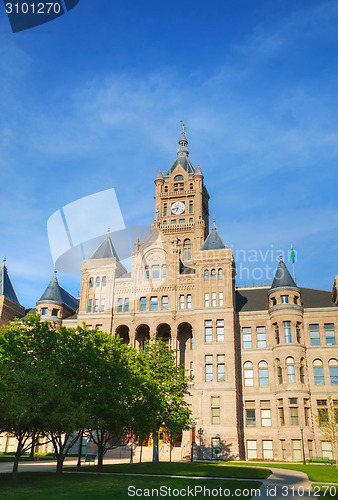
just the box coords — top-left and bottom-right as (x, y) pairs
(153, 125), (210, 262)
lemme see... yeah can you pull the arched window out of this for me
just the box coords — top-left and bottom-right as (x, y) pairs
(259, 361), (269, 386)
(244, 361), (254, 387)
(286, 357), (295, 383)
(276, 358), (283, 384)
(190, 183), (193, 190)
(174, 175), (184, 181)
(329, 359), (338, 385)
(218, 268), (223, 279)
(300, 358), (305, 384)
(95, 277), (100, 287)
(313, 359), (325, 385)
(211, 269), (216, 280)
(204, 269), (209, 281)
(102, 276), (106, 287)
(89, 277), (94, 287)
(183, 239), (191, 261)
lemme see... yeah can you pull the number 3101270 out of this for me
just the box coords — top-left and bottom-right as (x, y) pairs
(5, 3), (62, 14)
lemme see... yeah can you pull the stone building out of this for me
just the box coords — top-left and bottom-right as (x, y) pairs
(1, 128), (338, 461)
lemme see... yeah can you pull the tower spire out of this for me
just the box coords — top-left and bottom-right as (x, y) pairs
(177, 121), (189, 158)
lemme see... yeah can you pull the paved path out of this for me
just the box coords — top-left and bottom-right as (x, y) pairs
(0, 461), (325, 498)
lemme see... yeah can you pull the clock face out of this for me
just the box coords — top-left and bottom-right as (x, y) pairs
(171, 201), (185, 215)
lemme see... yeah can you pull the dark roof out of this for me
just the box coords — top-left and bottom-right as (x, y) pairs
(271, 260), (297, 290)
(200, 225), (227, 251)
(90, 234), (119, 259)
(236, 286), (336, 313)
(165, 157), (195, 177)
(0, 262), (21, 305)
(37, 275), (79, 313)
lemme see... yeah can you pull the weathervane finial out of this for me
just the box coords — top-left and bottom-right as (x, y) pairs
(180, 120), (186, 136)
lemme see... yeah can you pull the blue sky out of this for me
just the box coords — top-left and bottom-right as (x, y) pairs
(0, 0), (338, 307)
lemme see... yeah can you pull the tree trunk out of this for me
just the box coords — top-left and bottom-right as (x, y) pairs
(29, 433), (36, 459)
(140, 443), (143, 463)
(97, 444), (104, 471)
(12, 445), (22, 480)
(77, 431), (83, 467)
(152, 431), (159, 463)
(56, 455), (64, 475)
(130, 435), (133, 463)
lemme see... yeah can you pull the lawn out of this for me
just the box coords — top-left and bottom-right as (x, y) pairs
(0, 456), (55, 463)
(312, 485), (338, 499)
(0, 472), (262, 500)
(68, 461), (271, 479)
(222, 462), (338, 483)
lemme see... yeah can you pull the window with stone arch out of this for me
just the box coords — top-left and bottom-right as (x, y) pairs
(286, 357), (296, 383)
(204, 269), (209, 281)
(313, 359), (325, 385)
(258, 361), (269, 386)
(211, 269), (216, 280)
(183, 239), (191, 261)
(95, 276), (100, 287)
(89, 277), (94, 287)
(218, 268), (223, 279)
(174, 175), (184, 181)
(244, 361), (254, 387)
(102, 276), (106, 287)
(329, 358), (338, 385)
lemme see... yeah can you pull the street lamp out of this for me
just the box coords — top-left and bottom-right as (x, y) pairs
(190, 418), (197, 462)
(300, 424), (306, 465)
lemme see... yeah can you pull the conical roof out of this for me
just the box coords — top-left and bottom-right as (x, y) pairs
(37, 274), (79, 312)
(0, 261), (21, 305)
(271, 260), (297, 290)
(90, 234), (119, 260)
(200, 223), (227, 251)
(164, 125), (195, 177)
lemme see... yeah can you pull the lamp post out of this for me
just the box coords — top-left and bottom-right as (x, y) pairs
(190, 418), (197, 462)
(300, 424), (306, 464)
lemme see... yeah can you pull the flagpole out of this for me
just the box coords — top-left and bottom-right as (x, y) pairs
(291, 242), (296, 283)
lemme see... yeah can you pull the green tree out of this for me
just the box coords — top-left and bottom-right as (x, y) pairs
(316, 396), (338, 467)
(141, 339), (192, 463)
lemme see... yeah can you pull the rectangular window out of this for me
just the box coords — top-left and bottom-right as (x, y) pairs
(317, 403), (329, 428)
(247, 440), (257, 460)
(100, 299), (105, 312)
(296, 323), (302, 343)
(289, 398), (298, 405)
(41, 307), (48, 315)
(179, 218), (185, 224)
(163, 203), (167, 216)
(321, 441), (333, 460)
(216, 319), (224, 342)
(190, 361), (193, 377)
(245, 403), (256, 427)
(257, 327), (267, 348)
(187, 294), (192, 309)
(124, 298), (129, 312)
(189, 200), (193, 214)
(242, 327), (252, 348)
(310, 324), (320, 346)
(171, 219), (177, 224)
(281, 295), (289, 304)
(274, 324), (280, 344)
(290, 407), (299, 426)
(261, 401), (271, 427)
(211, 437), (221, 459)
(217, 355), (225, 381)
(145, 266), (149, 280)
(308, 440), (313, 458)
(283, 321), (292, 343)
(262, 440), (273, 460)
(52, 308), (58, 317)
(279, 407), (285, 426)
(87, 300), (92, 313)
(96, 324), (103, 331)
(205, 320), (212, 342)
(162, 296), (168, 310)
(211, 397), (220, 424)
(212, 292), (216, 307)
(94, 299), (99, 312)
(325, 324), (336, 345)
(219, 292), (224, 306)
(162, 264), (167, 279)
(205, 356), (213, 382)
(140, 297), (146, 311)
(152, 265), (160, 279)
(205, 293), (209, 308)
(150, 297), (158, 311)
(180, 295), (185, 310)
(304, 407), (310, 426)
(292, 440), (302, 461)
(118, 298), (123, 312)
(281, 440), (286, 460)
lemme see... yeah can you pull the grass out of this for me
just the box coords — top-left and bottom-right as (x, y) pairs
(0, 472), (262, 499)
(0, 455), (55, 462)
(67, 461), (271, 479)
(222, 462), (338, 483)
(312, 484), (338, 499)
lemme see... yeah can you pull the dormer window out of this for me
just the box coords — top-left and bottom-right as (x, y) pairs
(281, 295), (289, 304)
